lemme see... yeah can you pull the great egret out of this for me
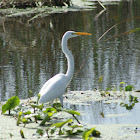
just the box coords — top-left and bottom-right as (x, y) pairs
(38, 31), (91, 106)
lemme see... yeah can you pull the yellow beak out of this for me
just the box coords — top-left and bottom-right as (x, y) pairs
(74, 32), (92, 36)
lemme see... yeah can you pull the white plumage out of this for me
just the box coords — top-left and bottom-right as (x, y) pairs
(38, 31), (91, 106)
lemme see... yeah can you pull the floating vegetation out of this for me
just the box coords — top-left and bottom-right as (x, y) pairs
(98, 76), (136, 99)
(1, 80), (139, 139)
(125, 85), (134, 92)
(1, 95), (101, 139)
(120, 95), (139, 110)
(96, 76), (139, 114)
(82, 127), (100, 140)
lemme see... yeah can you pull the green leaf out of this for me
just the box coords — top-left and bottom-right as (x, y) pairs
(69, 124), (83, 129)
(120, 81), (125, 85)
(66, 130), (73, 135)
(82, 128), (100, 140)
(21, 118), (28, 124)
(100, 112), (105, 118)
(30, 104), (38, 108)
(52, 103), (62, 111)
(50, 127), (56, 134)
(23, 111), (31, 115)
(126, 105), (133, 110)
(40, 107), (57, 126)
(82, 128), (95, 140)
(43, 107), (57, 114)
(17, 111), (22, 126)
(20, 129), (25, 138)
(28, 90), (33, 97)
(99, 75), (103, 83)
(40, 114), (50, 126)
(129, 95), (133, 102)
(37, 94), (41, 104)
(28, 90), (33, 93)
(134, 97), (138, 103)
(36, 129), (44, 136)
(2, 96), (20, 114)
(63, 110), (80, 115)
(30, 104), (43, 111)
(125, 85), (134, 91)
(51, 119), (73, 128)
(36, 114), (42, 120)
(92, 129), (101, 137)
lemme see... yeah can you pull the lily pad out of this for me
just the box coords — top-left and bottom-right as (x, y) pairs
(2, 96), (20, 114)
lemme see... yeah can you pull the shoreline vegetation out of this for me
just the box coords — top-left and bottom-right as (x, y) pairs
(0, 0), (93, 19)
(0, 0), (71, 8)
(0, 90), (140, 139)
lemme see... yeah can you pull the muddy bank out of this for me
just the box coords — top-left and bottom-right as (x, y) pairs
(0, 90), (140, 139)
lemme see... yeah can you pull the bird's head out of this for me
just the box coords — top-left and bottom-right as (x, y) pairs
(64, 31), (91, 39)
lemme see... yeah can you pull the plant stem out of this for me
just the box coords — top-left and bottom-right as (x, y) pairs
(73, 115), (81, 124)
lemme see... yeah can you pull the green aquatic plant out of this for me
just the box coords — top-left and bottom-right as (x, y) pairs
(29, 103), (43, 113)
(40, 107), (57, 126)
(36, 128), (44, 136)
(129, 95), (138, 103)
(120, 102), (135, 110)
(66, 124), (83, 136)
(98, 76), (117, 97)
(99, 75), (103, 91)
(17, 111), (23, 126)
(28, 90), (33, 98)
(119, 82), (135, 97)
(1, 95), (101, 139)
(51, 119), (73, 135)
(119, 82), (134, 92)
(82, 127), (100, 140)
(2, 96), (20, 114)
(63, 109), (81, 124)
(98, 75), (107, 97)
(119, 83), (138, 110)
(106, 85), (117, 92)
(125, 85), (134, 91)
(119, 81), (126, 96)
(52, 103), (62, 111)
(100, 112), (105, 118)
(35, 123), (83, 138)
(120, 95), (138, 110)
(37, 93), (41, 105)
(20, 129), (25, 138)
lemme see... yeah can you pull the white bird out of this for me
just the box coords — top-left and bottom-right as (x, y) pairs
(38, 31), (91, 106)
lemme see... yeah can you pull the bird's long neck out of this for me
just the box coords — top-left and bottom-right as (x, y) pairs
(62, 35), (74, 82)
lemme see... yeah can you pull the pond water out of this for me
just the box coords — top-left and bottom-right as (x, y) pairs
(0, 0), (140, 102)
(65, 100), (140, 125)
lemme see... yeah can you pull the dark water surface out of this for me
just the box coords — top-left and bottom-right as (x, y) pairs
(0, 1), (140, 101)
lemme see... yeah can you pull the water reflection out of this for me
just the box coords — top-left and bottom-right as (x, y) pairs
(0, 1), (140, 101)
(65, 101), (140, 124)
